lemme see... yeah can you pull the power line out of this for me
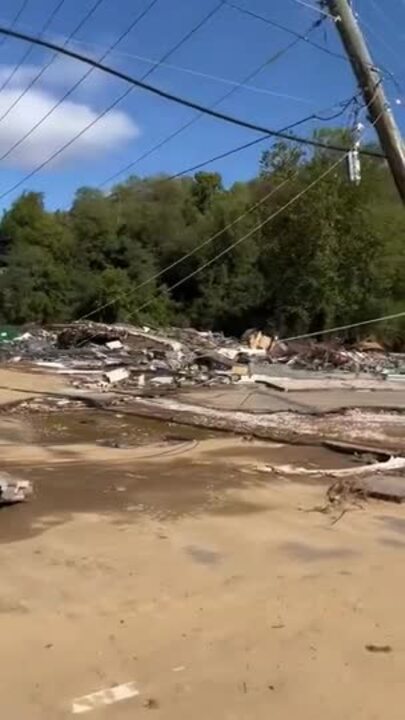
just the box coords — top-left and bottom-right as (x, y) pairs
(80, 175), (294, 323)
(0, 0), (105, 130)
(357, 7), (405, 87)
(0, 22), (385, 202)
(124, 102), (381, 323)
(0, 0), (160, 166)
(0, 24), (385, 160)
(224, 0), (346, 62)
(132, 103), (384, 325)
(168, 95), (357, 181)
(130, 154), (348, 320)
(76, 97), (378, 331)
(137, 1), (226, 81)
(61, 38), (318, 105)
(226, 0), (388, 79)
(0, 0), (66, 96)
(168, 136), (276, 180)
(289, 0), (334, 18)
(281, 310), (405, 342)
(0, 2), (226, 196)
(367, 0), (400, 35)
(80, 97), (357, 323)
(100, 16), (325, 188)
(0, 0), (30, 51)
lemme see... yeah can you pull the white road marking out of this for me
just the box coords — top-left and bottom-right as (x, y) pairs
(71, 681), (139, 714)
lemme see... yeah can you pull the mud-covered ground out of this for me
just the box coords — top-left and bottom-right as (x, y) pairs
(0, 368), (404, 719)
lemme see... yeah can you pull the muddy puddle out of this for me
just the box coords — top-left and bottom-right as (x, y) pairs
(0, 456), (273, 543)
(28, 409), (224, 447)
(0, 408), (373, 543)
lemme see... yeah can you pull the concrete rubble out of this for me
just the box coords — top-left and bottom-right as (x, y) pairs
(0, 321), (404, 510)
(1, 322), (404, 392)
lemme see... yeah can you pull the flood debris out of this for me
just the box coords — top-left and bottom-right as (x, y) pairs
(0, 473), (32, 504)
(241, 329), (276, 353)
(104, 368), (130, 384)
(326, 478), (367, 506)
(0, 321), (404, 392)
(365, 644), (392, 653)
(259, 456), (405, 478)
(0, 321), (405, 449)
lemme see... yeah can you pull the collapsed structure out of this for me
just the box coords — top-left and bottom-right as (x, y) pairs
(2, 321), (404, 390)
(1, 321), (405, 506)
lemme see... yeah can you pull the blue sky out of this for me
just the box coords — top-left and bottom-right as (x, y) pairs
(0, 0), (403, 210)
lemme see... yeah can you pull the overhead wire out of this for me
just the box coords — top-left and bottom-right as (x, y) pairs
(0, 23), (385, 181)
(123, 97), (384, 323)
(0, 9), (393, 340)
(327, 0), (405, 101)
(0, 2), (228, 199)
(100, 14), (326, 188)
(367, 0), (400, 36)
(289, 0), (335, 19)
(126, 107), (382, 323)
(168, 94), (358, 180)
(73, 88), (383, 339)
(57, 39), (319, 105)
(129, 102), (386, 332)
(129, 154), (349, 320)
(226, 0), (389, 81)
(224, 1), (346, 62)
(0, 0), (30, 51)
(0, 0), (159, 165)
(78, 94), (359, 323)
(80, 177), (293, 323)
(281, 310), (405, 343)
(0, 0), (66, 96)
(355, 5), (405, 98)
(0, 0), (105, 129)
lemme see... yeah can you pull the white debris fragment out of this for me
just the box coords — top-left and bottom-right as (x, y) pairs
(150, 375), (174, 385)
(0, 473), (32, 504)
(257, 456), (405, 477)
(217, 347), (239, 360)
(104, 367), (130, 384)
(71, 681), (139, 714)
(105, 340), (123, 350)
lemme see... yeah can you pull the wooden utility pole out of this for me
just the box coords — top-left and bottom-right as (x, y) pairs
(325, 0), (405, 204)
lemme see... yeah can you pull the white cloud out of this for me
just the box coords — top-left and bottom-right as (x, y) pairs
(0, 56), (107, 94)
(0, 84), (139, 170)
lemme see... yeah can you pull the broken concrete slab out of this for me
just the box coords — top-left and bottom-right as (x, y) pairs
(104, 368), (130, 384)
(362, 475), (405, 503)
(174, 385), (405, 415)
(322, 439), (396, 461)
(105, 340), (124, 351)
(250, 375), (401, 393)
(150, 376), (174, 385)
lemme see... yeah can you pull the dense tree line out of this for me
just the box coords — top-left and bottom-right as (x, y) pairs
(0, 129), (404, 345)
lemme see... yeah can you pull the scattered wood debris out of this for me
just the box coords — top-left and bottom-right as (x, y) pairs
(365, 644), (392, 653)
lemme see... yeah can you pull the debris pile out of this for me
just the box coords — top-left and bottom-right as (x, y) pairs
(0, 322), (404, 391)
(267, 338), (405, 374)
(0, 322), (246, 391)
